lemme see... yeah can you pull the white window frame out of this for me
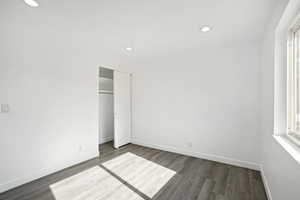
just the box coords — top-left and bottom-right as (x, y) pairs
(273, 4), (300, 164)
(287, 19), (300, 147)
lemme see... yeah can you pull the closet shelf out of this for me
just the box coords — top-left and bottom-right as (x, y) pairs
(99, 90), (113, 94)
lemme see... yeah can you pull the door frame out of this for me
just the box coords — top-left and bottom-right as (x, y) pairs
(98, 66), (132, 151)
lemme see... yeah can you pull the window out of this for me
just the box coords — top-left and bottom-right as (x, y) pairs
(287, 20), (300, 146)
(273, 5), (300, 164)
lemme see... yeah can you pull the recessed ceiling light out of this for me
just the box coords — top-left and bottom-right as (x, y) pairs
(201, 26), (211, 32)
(125, 47), (133, 51)
(24, 0), (39, 7)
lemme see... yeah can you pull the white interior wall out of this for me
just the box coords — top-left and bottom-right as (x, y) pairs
(0, 29), (99, 192)
(0, 3), (131, 192)
(131, 43), (262, 169)
(260, 0), (300, 200)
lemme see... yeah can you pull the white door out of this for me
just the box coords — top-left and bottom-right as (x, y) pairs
(113, 71), (131, 148)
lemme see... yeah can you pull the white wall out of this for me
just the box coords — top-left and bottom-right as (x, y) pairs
(131, 43), (262, 169)
(0, 29), (99, 192)
(0, 2), (130, 193)
(260, 0), (300, 200)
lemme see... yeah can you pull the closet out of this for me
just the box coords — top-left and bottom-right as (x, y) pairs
(98, 67), (132, 150)
(99, 67), (114, 145)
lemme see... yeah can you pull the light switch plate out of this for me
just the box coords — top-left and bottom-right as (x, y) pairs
(1, 104), (10, 113)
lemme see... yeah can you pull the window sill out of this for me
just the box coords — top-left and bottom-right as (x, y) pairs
(273, 134), (300, 164)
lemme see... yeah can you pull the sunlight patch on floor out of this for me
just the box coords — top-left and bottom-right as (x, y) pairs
(103, 152), (176, 198)
(49, 166), (143, 200)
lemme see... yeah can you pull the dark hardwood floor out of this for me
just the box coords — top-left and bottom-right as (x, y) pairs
(0, 142), (267, 200)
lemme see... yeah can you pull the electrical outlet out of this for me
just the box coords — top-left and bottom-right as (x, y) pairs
(187, 142), (193, 148)
(1, 104), (9, 113)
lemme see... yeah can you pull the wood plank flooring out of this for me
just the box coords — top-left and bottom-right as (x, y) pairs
(0, 142), (267, 200)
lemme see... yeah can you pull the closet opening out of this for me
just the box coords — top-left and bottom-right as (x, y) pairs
(98, 66), (132, 154)
(99, 67), (114, 152)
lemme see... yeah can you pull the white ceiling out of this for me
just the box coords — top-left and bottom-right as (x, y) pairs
(1, 0), (284, 58)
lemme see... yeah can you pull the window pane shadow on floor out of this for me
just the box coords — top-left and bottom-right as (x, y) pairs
(49, 166), (144, 200)
(47, 151), (178, 200)
(101, 152), (177, 199)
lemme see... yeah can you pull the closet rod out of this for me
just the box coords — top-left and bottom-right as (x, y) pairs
(99, 92), (113, 94)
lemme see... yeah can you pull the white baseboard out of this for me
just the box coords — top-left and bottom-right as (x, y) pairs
(99, 136), (113, 144)
(260, 165), (273, 200)
(131, 139), (260, 170)
(0, 153), (99, 193)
